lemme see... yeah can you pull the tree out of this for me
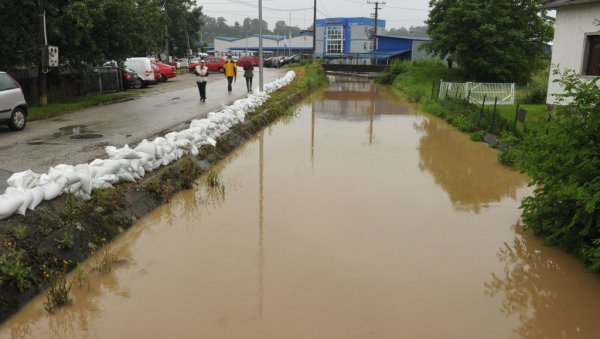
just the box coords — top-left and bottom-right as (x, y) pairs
(0, 0), (38, 70)
(425, 0), (553, 82)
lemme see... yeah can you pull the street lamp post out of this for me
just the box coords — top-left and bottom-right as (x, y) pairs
(259, 0), (264, 91)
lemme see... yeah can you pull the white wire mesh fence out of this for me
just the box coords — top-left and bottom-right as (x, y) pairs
(437, 81), (515, 105)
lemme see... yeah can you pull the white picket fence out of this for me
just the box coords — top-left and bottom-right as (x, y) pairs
(438, 81), (515, 105)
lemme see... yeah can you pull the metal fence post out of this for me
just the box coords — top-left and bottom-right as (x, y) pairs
(491, 97), (498, 133)
(513, 103), (520, 133)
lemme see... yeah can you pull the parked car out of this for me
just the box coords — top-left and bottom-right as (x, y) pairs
(122, 68), (142, 89)
(125, 57), (156, 87)
(178, 58), (190, 69)
(263, 57), (276, 68)
(267, 56), (286, 68)
(151, 62), (161, 82)
(281, 54), (310, 66)
(188, 57), (201, 72)
(190, 56), (226, 73)
(0, 71), (28, 131)
(153, 61), (177, 82)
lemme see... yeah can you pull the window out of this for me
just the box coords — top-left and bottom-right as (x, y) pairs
(326, 26), (344, 54)
(0, 74), (18, 92)
(585, 35), (600, 76)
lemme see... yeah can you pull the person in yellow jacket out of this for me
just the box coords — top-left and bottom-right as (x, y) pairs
(224, 54), (237, 92)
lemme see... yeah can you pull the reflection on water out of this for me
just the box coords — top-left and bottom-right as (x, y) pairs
(416, 117), (530, 212)
(2, 76), (600, 339)
(485, 223), (600, 338)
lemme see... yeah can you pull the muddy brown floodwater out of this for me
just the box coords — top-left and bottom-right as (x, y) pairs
(2, 76), (600, 339)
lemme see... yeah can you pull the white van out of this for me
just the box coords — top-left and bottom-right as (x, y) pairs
(125, 57), (156, 87)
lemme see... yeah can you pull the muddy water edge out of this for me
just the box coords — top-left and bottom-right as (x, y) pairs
(0, 68), (315, 322)
(3, 75), (600, 338)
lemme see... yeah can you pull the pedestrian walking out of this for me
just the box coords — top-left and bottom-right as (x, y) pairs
(224, 54), (237, 92)
(195, 60), (209, 102)
(243, 65), (254, 92)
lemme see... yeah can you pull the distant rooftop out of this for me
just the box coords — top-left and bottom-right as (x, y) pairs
(543, 0), (600, 8)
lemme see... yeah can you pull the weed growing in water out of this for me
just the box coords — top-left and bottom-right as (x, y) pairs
(92, 247), (121, 274)
(0, 249), (32, 291)
(206, 169), (222, 188)
(146, 180), (176, 202)
(44, 273), (72, 314)
(179, 156), (199, 189)
(73, 264), (91, 290)
(12, 224), (28, 240)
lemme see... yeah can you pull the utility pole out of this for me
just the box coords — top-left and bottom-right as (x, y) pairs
(367, 1), (385, 63)
(259, 0), (264, 91)
(38, 0), (47, 107)
(313, 0), (317, 60)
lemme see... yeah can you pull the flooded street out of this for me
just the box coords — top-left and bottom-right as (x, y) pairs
(2, 76), (600, 338)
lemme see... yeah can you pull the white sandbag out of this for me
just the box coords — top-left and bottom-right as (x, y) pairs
(16, 190), (33, 215)
(134, 139), (157, 159)
(7, 170), (41, 189)
(66, 182), (82, 194)
(74, 165), (92, 195)
(0, 196), (23, 220)
(43, 181), (62, 201)
(29, 186), (45, 210)
(116, 169), (135, 182)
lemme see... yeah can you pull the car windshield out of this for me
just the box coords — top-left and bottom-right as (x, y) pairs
(0, 73), (18, 91)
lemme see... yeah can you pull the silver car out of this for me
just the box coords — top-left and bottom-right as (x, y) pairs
(0, 71), (28, 131)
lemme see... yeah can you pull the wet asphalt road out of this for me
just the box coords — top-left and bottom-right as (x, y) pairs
(0, 68), (286, 193)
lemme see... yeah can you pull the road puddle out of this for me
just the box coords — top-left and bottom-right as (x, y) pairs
(2, 77), (600, 338)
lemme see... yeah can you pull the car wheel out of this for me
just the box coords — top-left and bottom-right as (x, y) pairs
(219, 67), (224, 73)
(131, 78), (143, 89)
(161, 74), (167, 82)
(8, 108), (27, 131)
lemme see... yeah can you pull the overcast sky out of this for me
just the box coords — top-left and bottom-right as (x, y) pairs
(197, 0), (431, 31)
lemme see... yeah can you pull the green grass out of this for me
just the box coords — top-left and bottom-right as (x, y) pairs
(496, 103), (549, 133)
(381, 60), (550, 133)
(29, 92), (140, 121)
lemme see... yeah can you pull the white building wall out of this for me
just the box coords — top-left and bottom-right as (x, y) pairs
(350, 24), (371, 53)
(316, 26), (325, 55)
(547, 4), (600, 104)
(215, 35), (312, 54)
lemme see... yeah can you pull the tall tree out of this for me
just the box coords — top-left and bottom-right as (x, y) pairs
(0, 0), (38, 70)
(425, 0), (553, 82)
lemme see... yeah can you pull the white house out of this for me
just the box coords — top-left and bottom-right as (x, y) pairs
(544, 0), (600, 104)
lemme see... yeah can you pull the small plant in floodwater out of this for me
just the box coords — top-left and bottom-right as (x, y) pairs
(206, 169), (222, 188)
(146, 180), (176, 202)
(12, 224), (28, 240)
(44, 273), (72, 314)
(180, 156), (199, 189)
(73, 264), (91, 290)
(92, 247), (121, 274)
(0, 249), (32, 291)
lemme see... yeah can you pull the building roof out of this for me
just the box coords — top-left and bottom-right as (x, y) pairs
(543, 0), (600, 8)
(359, 48), (412, 58)
(376, 35), (430, 41)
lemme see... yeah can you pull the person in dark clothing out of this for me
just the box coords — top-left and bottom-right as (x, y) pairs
(243, 65), (254, 92)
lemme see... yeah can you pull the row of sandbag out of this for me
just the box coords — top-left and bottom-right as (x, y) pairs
(0, 71), (296, 220)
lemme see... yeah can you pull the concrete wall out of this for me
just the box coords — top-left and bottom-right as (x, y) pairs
(547, 3), (600, 104)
